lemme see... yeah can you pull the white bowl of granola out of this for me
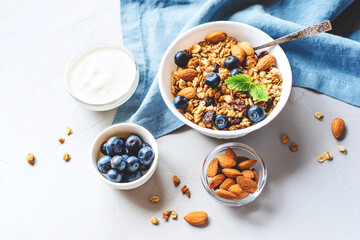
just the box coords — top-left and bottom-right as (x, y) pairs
(158, 21), (292, 139)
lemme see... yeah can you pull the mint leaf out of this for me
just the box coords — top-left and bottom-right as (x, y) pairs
(225, 74), (254, 91)
(249, 83), (268, 101)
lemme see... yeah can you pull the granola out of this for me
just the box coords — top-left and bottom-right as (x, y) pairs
(26, 153), (35, 165)
(170, 32), (283, 130)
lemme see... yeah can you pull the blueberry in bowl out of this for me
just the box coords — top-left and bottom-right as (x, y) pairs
(91, 123), (158, 189)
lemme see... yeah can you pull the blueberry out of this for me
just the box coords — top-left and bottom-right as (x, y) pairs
(230, 68), (243, 76)
(138, 147), (155, 166)
(100, 142), (107, 155)
(97, 156), (112, 173)
(125, 135), (143, 156)
(126, 156), (141, 172)
(205, 72), (221, 88)
(105, 137), (125, 157)
(142, 142), (152, 148)
(174, 51), (190, 67)
(173, 95), (188, 109)
(110, 155), (128, 172)
(106, 169), (122, 183)
(248, 105), (265, 122)
(214, 114), (228, 130)
(224, 56), (240, 70)
(124, 171), (143, 182)
(139, 163), (151, 171)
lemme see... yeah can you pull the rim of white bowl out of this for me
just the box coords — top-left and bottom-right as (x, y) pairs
(90, 123), (158, 189)
(158, 21), (292, 138)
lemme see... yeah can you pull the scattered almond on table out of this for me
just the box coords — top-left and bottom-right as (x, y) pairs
(289, 143), (298, 152)
(149, 195), (160, 203)
(26, 153), (35, 165)
(314, 112), (324, 120)
(337, 145), (347, 155)
(62, 153), (71, 161)
(184, 211), (208, 226)
(172, 175), (180, 186)
(149, 217), (158, 225)
(281, 134), (289, 144)
(65, 127), (73, 135)
(181, 185), (191, 198)
(331, 118), (345, 138)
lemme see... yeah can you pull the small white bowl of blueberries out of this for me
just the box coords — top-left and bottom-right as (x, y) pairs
(90, 123), (158, 190)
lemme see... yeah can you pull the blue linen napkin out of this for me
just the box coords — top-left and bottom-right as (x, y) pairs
(114, 0), (360, 138)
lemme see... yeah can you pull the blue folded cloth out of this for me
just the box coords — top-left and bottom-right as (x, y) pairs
(114, 0), (360, 138)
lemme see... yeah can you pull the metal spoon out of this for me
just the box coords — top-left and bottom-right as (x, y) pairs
(253, 20), (332, 51)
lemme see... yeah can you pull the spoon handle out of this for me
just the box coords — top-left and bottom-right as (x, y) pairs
(253, 20), (332, 51)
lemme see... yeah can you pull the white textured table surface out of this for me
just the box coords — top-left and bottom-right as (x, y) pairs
(1, 1), (360, 239)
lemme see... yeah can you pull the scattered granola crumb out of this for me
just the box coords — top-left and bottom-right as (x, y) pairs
(324, 151), (333, 160)
(58, 138), (65, 144)
(281, 134), (289, 144)
(173, 175), (180, 186)
(162, 210), (172, 221)
(26, 153), (35, 165)
(171, 211), (178, 220)
(337, 146), (347, 155)
(63, 153), (71, 161)
(289, 143), (298, 152)
(65, 127), (73, 135)
(149, 217), (158, 225)
(149, 195), (160, 203)
(314, 112), (324, 120)
(317, 154), (327, 163)
(181, 185), (191, 198)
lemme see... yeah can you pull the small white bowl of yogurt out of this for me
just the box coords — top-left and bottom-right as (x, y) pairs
(65, 43), (139, 111)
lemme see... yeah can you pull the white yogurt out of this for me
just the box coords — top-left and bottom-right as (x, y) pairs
(68, 46), (137, 105)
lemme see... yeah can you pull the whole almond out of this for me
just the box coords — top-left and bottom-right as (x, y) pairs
(237, 159), (257, 170)
(228, 184), (250, 198)
(177, 87), (196, 99)
(184, 211), (208, 225)
(225, 147), (236, 161)
(331, 118), (345, 138)
(230, 44), (245, 62)
(239, 41), (254, 56)
(178, 69), (198, 81)
(242, 170), (255, 179)
(215, 189), (239, 200)
(205, 32), (227, 43)
(222, 168), (242, 178)
(219, 178), (235, 190)
(256, 54), (276, 71)
(208, 174), (225, 189)
(218, 155), (236, 168)
(236, 156), (249, 163)
(207, 157), (219, 178)
(236, 176), (257, 193)
(253, 169), (259, 184)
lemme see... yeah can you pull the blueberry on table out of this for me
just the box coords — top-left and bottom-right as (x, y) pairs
(142, 142), (152, 148)
(214, 114), (228, 130)
(248, 105), (265, 122)
(97, 156), (112, 173)
(106, 137), (125, 157)
(230, 68), (243, 76)
(205, 72), (221, 88)
(174, 51), (190, 67)
(124, 171), (143, 182)
(224, 56), (240, 70)
(126, 156), (141, 172)
(125, 135), (143, 156)
(106, 169), (123, 183)
(138, 147), (155, 165)
(100, 142), (107, 155)
(173, 95), (188, 109)
(110, 155), (128, 172)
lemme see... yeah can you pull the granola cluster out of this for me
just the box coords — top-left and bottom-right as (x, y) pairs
(170, 32), (283, 130)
